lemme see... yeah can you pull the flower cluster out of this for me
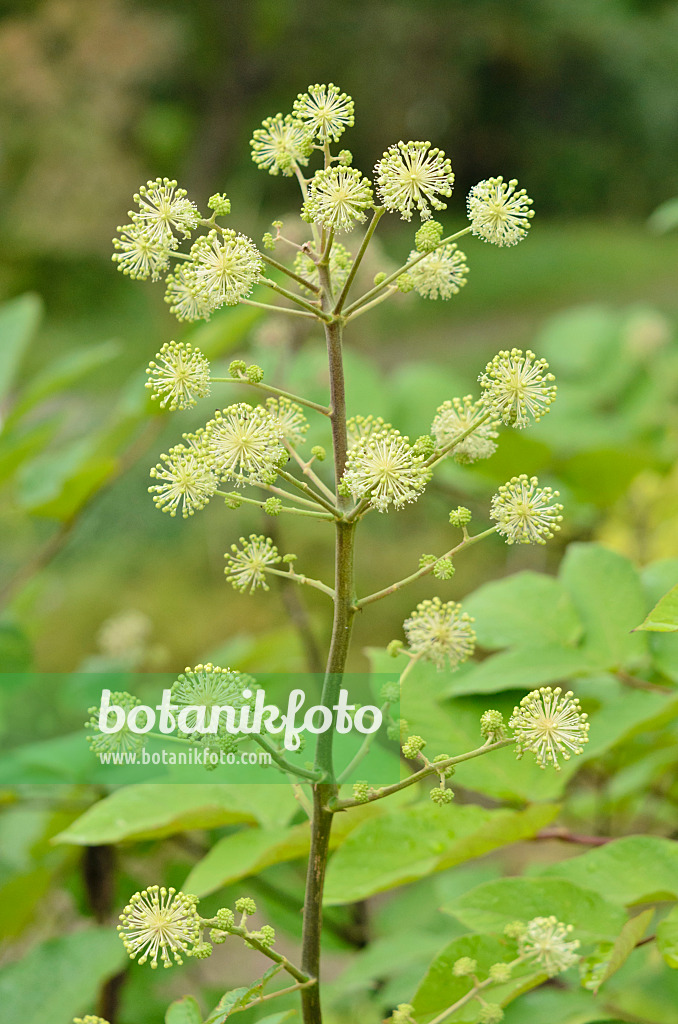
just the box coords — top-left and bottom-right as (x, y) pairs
(341, 428), (431, 511)
(250, 113), (314, 175)
(189, 229), (263, 308)
(468, 176), (534, 246)
(407, 243), (468, 300)
(403, 596), (476, 669)
(224, 535), (282, 592)
(203, 403), (286, 486)
(293, 83), (355, 142)
(479, 348), (556, 428)
(432, 395), (499, 464)
(491, 474), (563, 545)
(85, 691), (145, 758)
(294, 243), (353, 294)
(171, 664), (254, 730)
(510, 686), (590, 769)
(118, 886), (201, 968)
(112, 178), (201, 281)
(519, 916), (580, 975)
(302, 166), (374, 233)
(145, 341), (211, 411)
(375, 141), (455, 221)
(149, 443), (217, 518)
(265, 396), (309, 445)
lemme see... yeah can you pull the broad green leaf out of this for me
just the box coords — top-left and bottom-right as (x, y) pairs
(4, 340), (120, 429)
(17, 436), (118, 520)
(0, 417), (63, 485)
(323, 802), (558, 905)
(412, 933), (544, 1023)
(636, 583), (678, 633)
(0, 927), (126, 1024)
(657, 905), (678, 968)
(53, 785), (282, 844)
(538, 836), (678, 904)
(440, 644), (594, 697)
(443, 877), (625, 943)
(462, 571), (583, 649)
(166, 995), (203, 1024)
(254, 1013), (296, 1024)
(501, 985), (618, 1024)
(559, 448), (649, 510)
(583, 908), (654, 993)
(204, 965), (282, 1023)
(642, 560), (678, 680)
(559, 544), (647, 669)
(0, 293), (42, 405)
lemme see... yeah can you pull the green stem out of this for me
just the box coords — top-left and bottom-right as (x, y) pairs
(210, 377), (331, 418)
(329, 738), (515, 811)
(277, 469), (340, 517)
(261, 251), (321, 293)
(251, 733), (325, 782)
(261, 277), (334, 322)
(229, 978), (318, 1016)
(344, 286), (397, 322)
(427, 955), (525, 1024)
(241, 298), (316, 320)
(334, 207), (386, 313)
(355, 527), (498, 609)
(287, 445), (337, 503)
(216, 490), (334, 521)
(265, 567), (335, 600)
(203, 919), (312, 984)
(343, 226), (472, 316)
(425, 410), (494, 470)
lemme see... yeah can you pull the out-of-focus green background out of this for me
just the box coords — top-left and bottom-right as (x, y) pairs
(2, 0), (678, 674)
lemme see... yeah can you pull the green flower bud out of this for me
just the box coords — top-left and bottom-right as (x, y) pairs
(271, 220), (283, 229)
(373, 272), (387, 286)
(387, 717), (408, 742)
(262, 232), (276, 250)
(449, 506), (472, 527)
(74, 1017), (111, 1024)
(402, 734), (426, 759)
(246, 363), (264, 383)
(397, 272), (414, 293)
(453, 956), (478, 977)
(433, 557), (455, 580)
(433, 753), (455, 778)
(430, 786), (454, 805)
(235, 897), (257, 916)
(282, 552), (298, 564)
(224, 495), (243, 509)
(192, 941), (213, 959)
(391, 1005), (415, 1024)
(419, 554), (437, 568)
(504, 920), (527, 940)
(380, 681), (401, 703)
(415, 219), (444, 252)
(208, 193), (231, 215)
(264, 497), (283, 516)
(249, 924), (275, 947)
(338, 149), (353, 165)
(352, 781), (371, 803)
(210, 928), (228, 944)
(386, 639), (404, 657)
(413, 434), (436, 457)
(216, 907), (235, 930)
(311, 445), (326, 462)
(478, 1004), (504, 1024)
(229, 359), (247, 378)
(481, 709), (507, 742)
(488, 962), (512, 983)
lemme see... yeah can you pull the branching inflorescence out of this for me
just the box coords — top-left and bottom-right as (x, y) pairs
(111, 83), (589, 1024)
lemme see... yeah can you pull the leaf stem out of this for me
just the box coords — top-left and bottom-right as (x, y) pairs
(210, 377), (331, 418)
(261, 251), (321, 293)
(333, 207), (386, 313)
(216, 490), (335, 521)
(265, 567), (335, 600)
(261, 277), (334, 322)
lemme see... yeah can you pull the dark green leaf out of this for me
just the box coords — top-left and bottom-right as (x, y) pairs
(538, 836), (678, 904)
(585, 908), (654, 993)
(166, 995), (203, 1024)
(462, 571), (582, 648)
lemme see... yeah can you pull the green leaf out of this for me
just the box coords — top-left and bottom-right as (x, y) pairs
(204, 966), (283, 1023)
(440, 644), (594, 697)
(538, 835), (678, 904)
(462, 571), (583, 648)
(584, 908), (654, 993)
(166, 995), (203, 1024)
(53, 785), (282, 844)
(323, 802), (558, 905)
(443, 877), (626, 943)
(17, 437), (118, 520)
(0, 927), (126, 1024)
(636, 583), (678, 633)
(0, 623), (33, 671)
(559, 544), (647, 669)
(254, 1013), (297, 1024)
(657, 905), (678, 968)
(4, 340), (120, 429)
(0, 293), (42, 405)
(412, 933), (544, 1023)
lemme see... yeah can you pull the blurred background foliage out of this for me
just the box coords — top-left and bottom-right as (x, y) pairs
(2, 1), (678, 1022)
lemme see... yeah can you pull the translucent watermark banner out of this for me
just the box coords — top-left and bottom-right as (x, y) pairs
(0, 672), (401, 785)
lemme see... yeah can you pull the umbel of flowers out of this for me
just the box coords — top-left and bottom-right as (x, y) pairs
(110, 84), (587, 1024)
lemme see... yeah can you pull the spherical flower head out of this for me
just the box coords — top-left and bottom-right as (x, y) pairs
(430, 786), (454, 805)
(117, 885), (200, 968)
(468, 176), (534, 246)
(402, 734), (426, 759)
(132, 178), (200, 242)
(293, 83), (355, 142)
(415, 219), (444, 252)
(509, 686), (589, 770)
(407, 244), (468, 300)
(478, 1004), (504, 1024)
(432, 396), (499, 464)
(208, 193), (231, 216)
(375, 141), (454, 221)
(236, 896), (257, 915)
(164, 266), (217, 323)
(171, 664), (254, 732)
(480, 709), (507, 743)
(391, 1004), (416, 1024)
(341, 429), (431, 512)
(488, 962), (512, 983)
(224, 534), (281, 593)
(112, 222), (176, 281)
(403, 596), (476, 670)
(491, 474), (563, 545)
(352, 781), (371, 803)
(85, 691), (145, 757)
(449, 506), (472, 527)
(189, 229), (263, 307)
(347, 414), (392, 450)
(264, 497), (282, 516)
(149, 443), (217, 518)
(479, 348), (556, 428)
(203, 403), (286, 486)
(294, 243), (353, 294)
(433, 557), (455, 580)
(265, 396), (309, 446)
(216, 907), (235, 930)
(453, 956), (478, 977)
(250, 113), (314, 175)
(145, 341), (211, 411)
(74, 1017), (111, 1024)
(302, 166), (374, 234)
(519, 916), (580, 976)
